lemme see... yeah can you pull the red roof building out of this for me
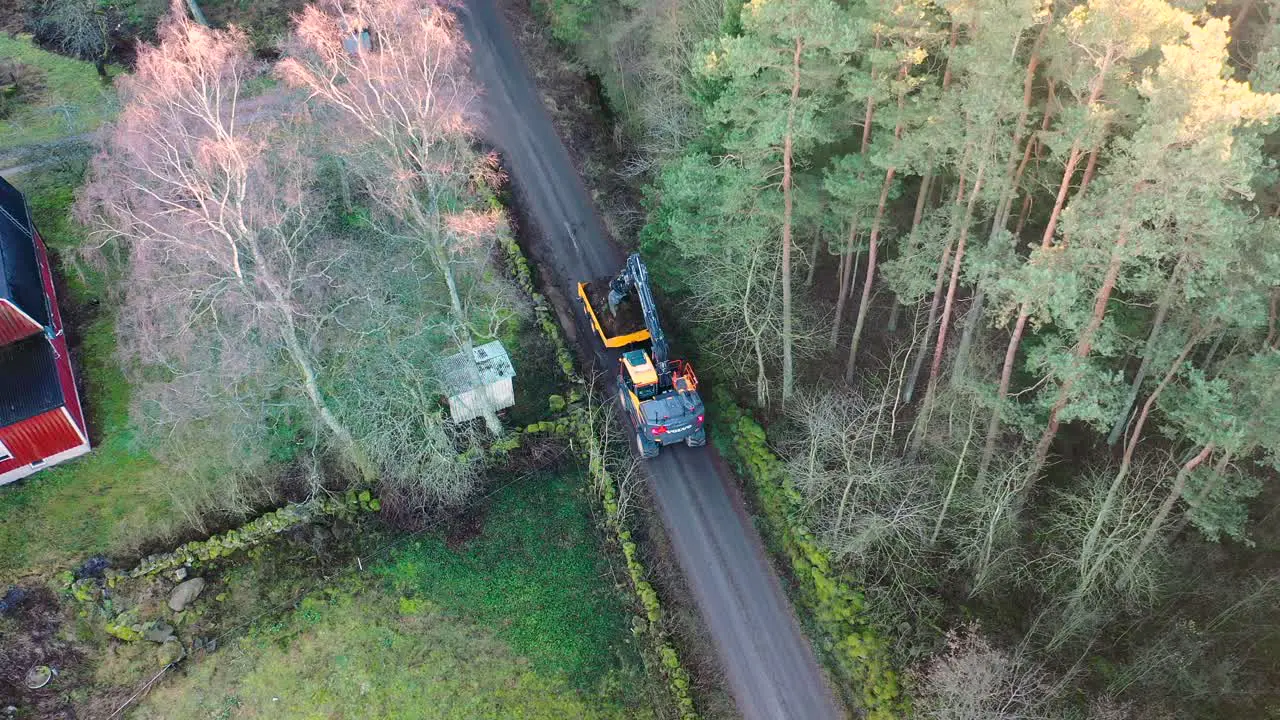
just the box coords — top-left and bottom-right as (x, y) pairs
(0, 175), (89, 485)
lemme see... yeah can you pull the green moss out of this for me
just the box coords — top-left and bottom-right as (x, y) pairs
(0, 35), (118, 147)
(710, 390), (904, 719)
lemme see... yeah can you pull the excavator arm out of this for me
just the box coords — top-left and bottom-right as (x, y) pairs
(608, 253), (671, 371)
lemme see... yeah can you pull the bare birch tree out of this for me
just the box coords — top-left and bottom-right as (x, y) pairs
(280, 0), (507, 432)
(78, 4), (488, 520)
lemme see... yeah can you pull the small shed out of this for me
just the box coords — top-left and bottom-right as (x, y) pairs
(440, 341), (516, 424)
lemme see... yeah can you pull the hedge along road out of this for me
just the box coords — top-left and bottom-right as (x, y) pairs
(458, 1), (846, 718)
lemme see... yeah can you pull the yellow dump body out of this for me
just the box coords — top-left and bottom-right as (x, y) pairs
(578, 282), (651, 348)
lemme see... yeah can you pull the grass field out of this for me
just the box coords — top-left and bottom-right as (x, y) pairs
(133, 469), (656, 719)
(135, 592), (636, 720)
(380, 471), (643, 699)
(0, 35), (118, 148)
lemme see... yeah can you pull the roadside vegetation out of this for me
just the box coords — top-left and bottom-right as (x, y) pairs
(532, 0), (1280, 716)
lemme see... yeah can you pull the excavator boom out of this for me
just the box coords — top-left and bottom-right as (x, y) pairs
(608, 253), (671, 374)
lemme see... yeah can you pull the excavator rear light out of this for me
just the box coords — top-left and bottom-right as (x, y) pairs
(697, 415), (704, 424)
(651, 425), (668, 436)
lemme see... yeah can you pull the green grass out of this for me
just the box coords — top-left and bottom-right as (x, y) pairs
(0, 34), (118, 148)
(133, 591), (637, 720)
(379, 470), (648, 704)
(0, 167), (177, 579)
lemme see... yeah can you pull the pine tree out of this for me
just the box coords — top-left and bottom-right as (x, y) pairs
(976, 0), (1189, 481)
(1021, 14), (1280, 487)
(704, 0), (859, 402)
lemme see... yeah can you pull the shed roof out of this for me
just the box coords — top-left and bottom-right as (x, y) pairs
(439, 340), (516, 396)
(0, 334), (64, 427)
(0, 176), (50, 329)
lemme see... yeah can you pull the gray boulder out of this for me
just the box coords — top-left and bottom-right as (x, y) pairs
(143, 621), (175, 644)
(168, 578), (206, 612)
(156, 638), (186, 667)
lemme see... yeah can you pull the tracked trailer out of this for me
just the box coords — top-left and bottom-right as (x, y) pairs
(578, 253), (705, 458)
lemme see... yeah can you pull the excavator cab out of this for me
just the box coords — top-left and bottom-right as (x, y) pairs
(622, 350), (660, 400)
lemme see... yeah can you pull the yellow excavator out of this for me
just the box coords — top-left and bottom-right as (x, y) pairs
(578, 253), (705, 458)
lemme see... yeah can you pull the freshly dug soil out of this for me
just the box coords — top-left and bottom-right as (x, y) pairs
(583, 280), (645, 338)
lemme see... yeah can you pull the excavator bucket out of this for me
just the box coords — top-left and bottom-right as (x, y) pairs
(578, 280), (650, 348)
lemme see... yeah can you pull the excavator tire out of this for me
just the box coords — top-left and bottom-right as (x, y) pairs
(636, 431), (660, 459)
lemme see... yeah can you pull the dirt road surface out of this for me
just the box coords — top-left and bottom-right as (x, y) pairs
(459, 2), (846, 718)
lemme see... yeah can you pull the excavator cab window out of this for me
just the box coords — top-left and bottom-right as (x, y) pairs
(622, 350), (659, 400)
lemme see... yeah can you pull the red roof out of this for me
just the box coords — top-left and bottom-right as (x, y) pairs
(0, 175), (89, 484)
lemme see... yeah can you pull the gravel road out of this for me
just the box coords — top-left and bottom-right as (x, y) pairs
(459, 1), (846, 717)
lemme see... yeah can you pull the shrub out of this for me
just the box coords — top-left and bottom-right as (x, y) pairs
(0, 58), (45, 118)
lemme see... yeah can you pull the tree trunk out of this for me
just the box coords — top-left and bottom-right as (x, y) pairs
(1266, 287), (1279, 349)
(993, 23), (1048, 232)
(1040, 62), (1110, 249)
(981, 67), (1110, 484)
(846, 65), (909, 381)
(845, 168), (895, 381)
(1059, 145), (1102, 249)
(1232, 0), (1256, 27)
(249, 242), (377, 483)
(942, 26), (958, 89)
(1201, 331), (1225, 370)
(280, 314), (378, 482)
(1117, 443), (1214, 590)
(1003, 78), (1056, 229)
(953, 40), (1047, 389)
(1081, 328), (1206, 569)
(1026, 219), (1133, 487)
(887, 297), (902, 333)
(933, 410), (975, 544)
(1013, 192), (1033, 237)
(744, 250), (768, 407)
(431, 233), (502, 434)
(909, 154), (987, 458)
(830, 223), (858, 347)
(951, 287), (984, 388)
(1107, 257), (1185, 446)
(805, 225), (822, 288)
(901, 170), (966, 404)
(338, 159), (354, 214)
(888, 169), (936, 338)
(1171, 449), (1234, 538)
(929, 155), (987, 387)
(1117, 327), (1207, 477)
(976, 309), (1028, 482)
(186, 0), (210, 26)
(780, 37), (803, 403)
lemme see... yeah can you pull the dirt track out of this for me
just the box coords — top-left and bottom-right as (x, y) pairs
(459, 1), (846, 717)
